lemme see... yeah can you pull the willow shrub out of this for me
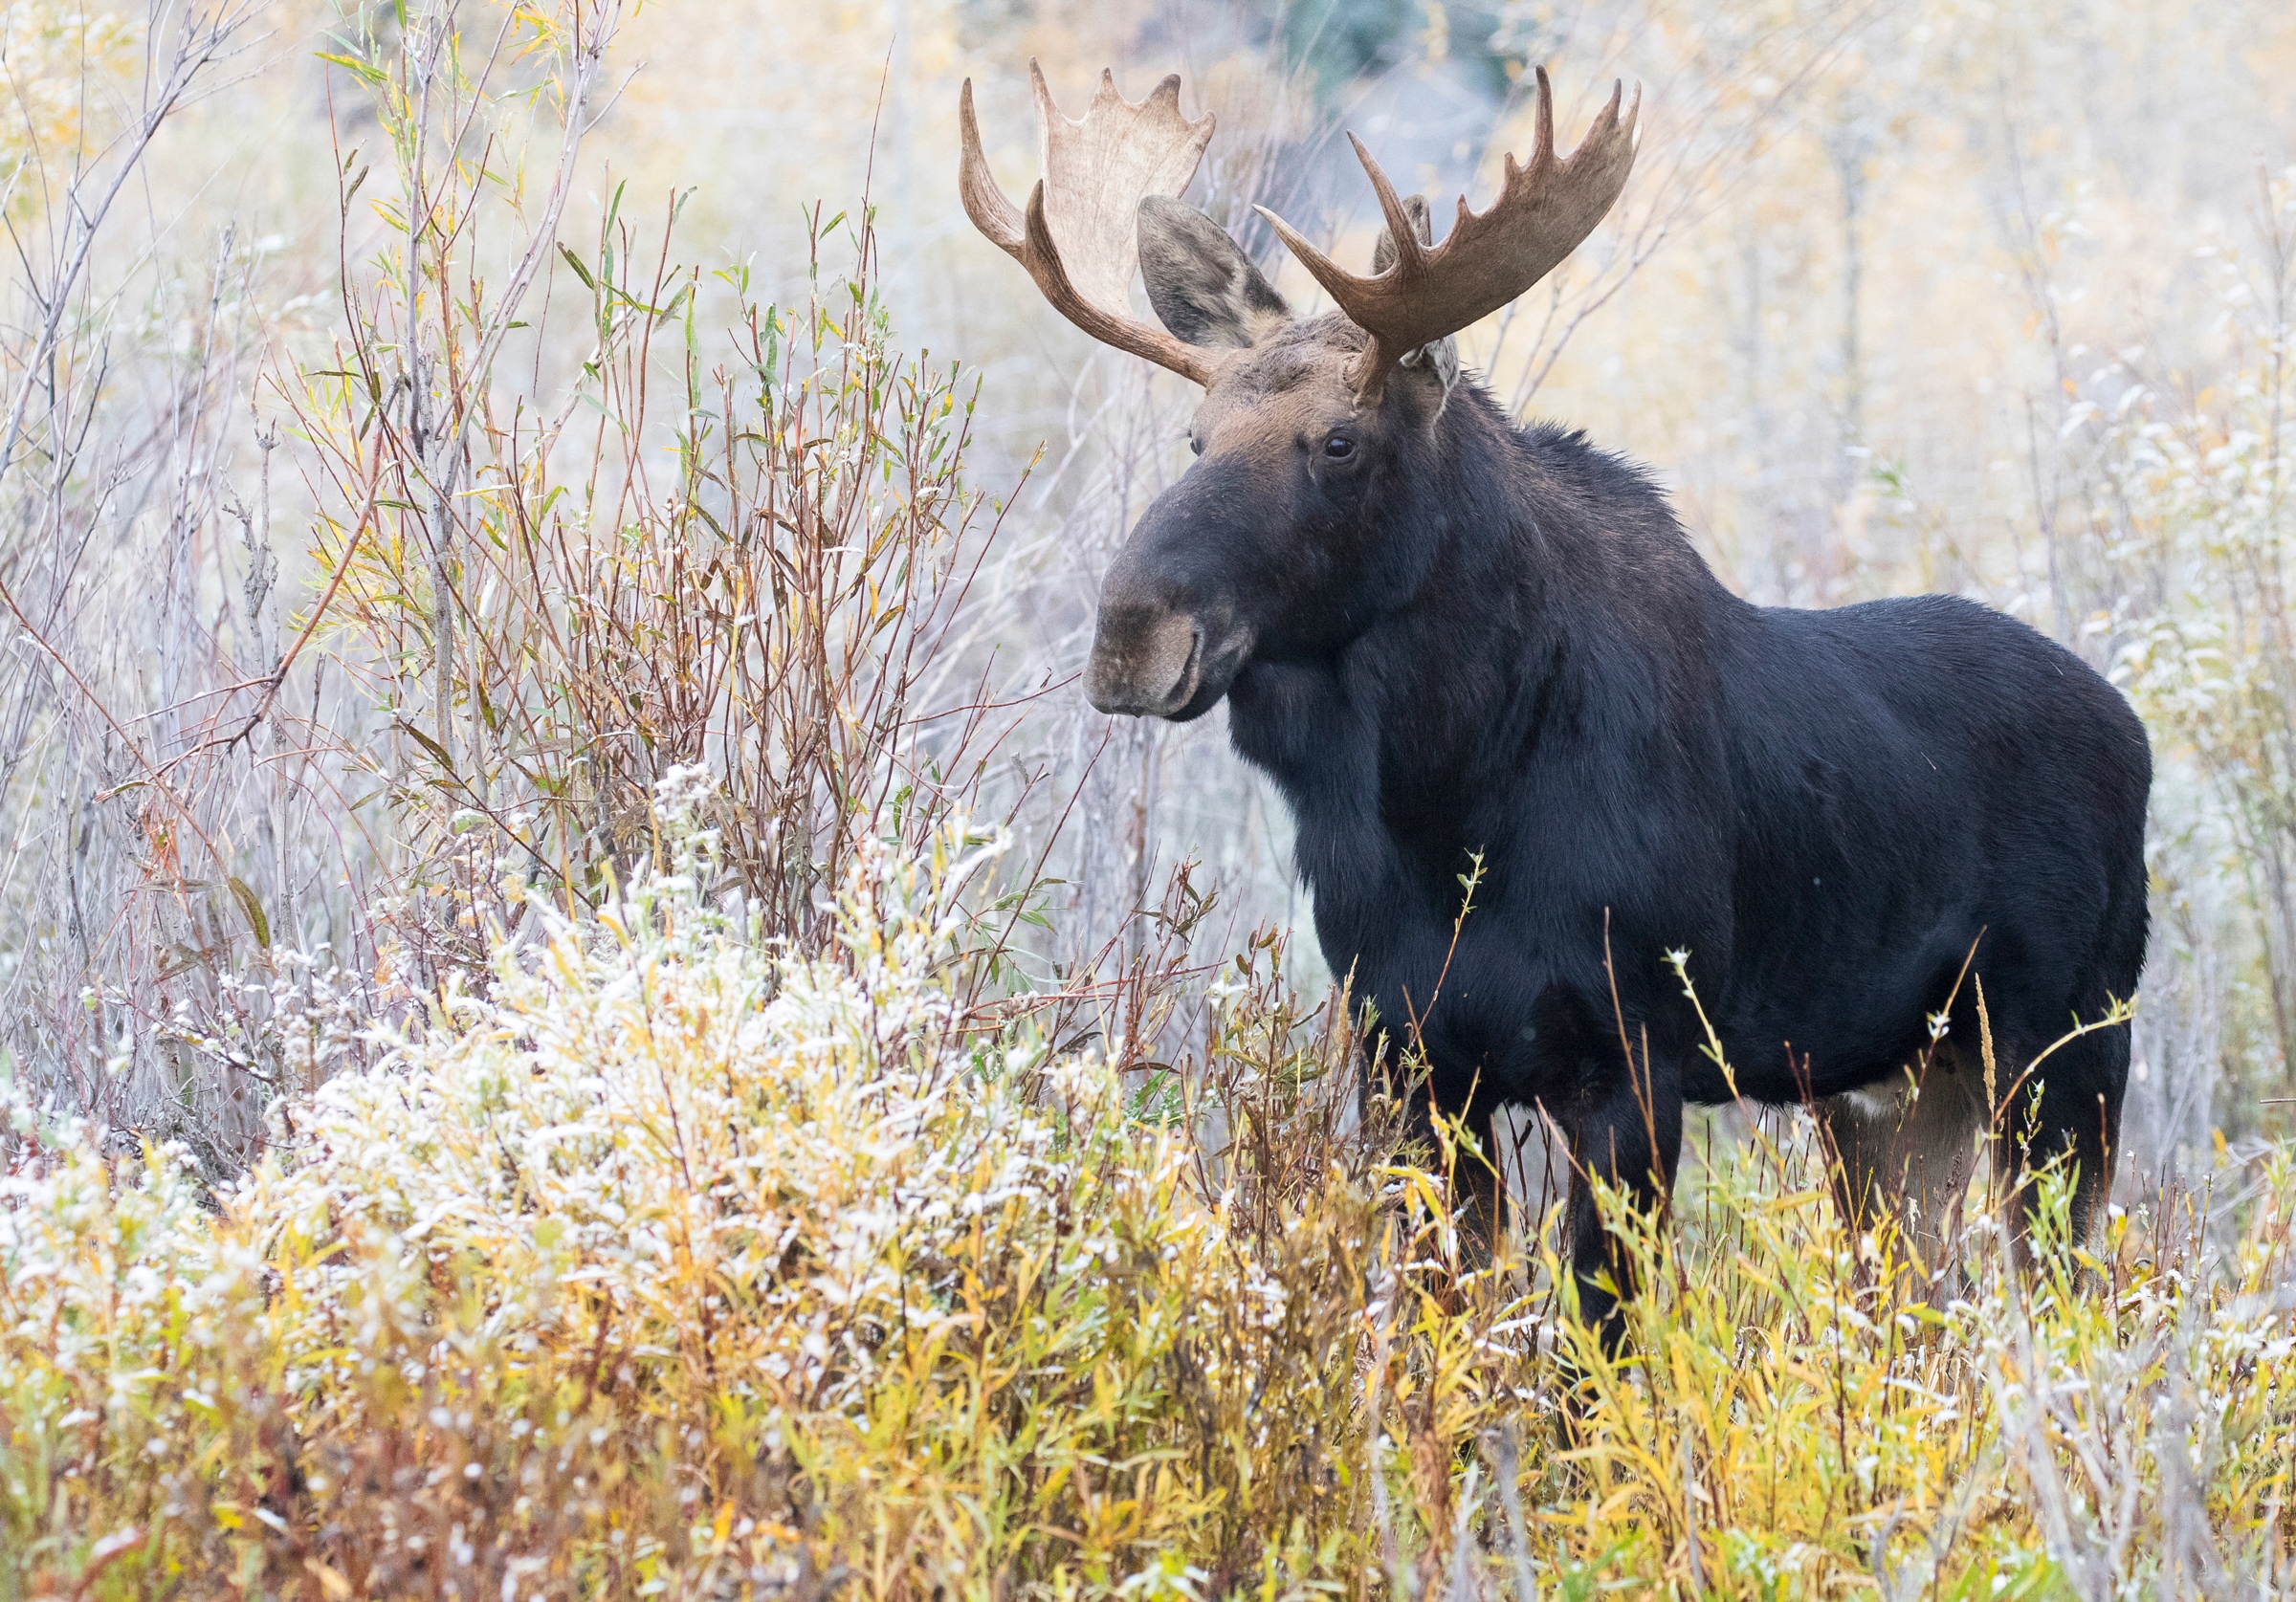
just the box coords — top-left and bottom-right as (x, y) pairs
(4, 782), (2294, 1599)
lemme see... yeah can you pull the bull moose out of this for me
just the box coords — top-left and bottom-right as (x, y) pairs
(958, 64), (2150, 1346)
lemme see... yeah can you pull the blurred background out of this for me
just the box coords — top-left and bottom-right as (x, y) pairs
(6, 0), (2295, 1192)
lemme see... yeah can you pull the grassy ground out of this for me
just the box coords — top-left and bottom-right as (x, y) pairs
(5, 801), (2291, 1599)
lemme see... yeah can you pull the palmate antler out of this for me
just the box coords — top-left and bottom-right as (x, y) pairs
(959, 61), (1219, 384)
(1257, 67), (1641, 406)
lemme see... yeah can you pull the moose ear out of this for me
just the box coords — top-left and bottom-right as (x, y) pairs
(1369, 192), (1434, 274)
(1372, 192), (1460, 402)
(1137, 196), (1291, 350)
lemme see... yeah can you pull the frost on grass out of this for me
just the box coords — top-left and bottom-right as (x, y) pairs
(251, 801), (1199, 1433)
(4, 786), (1367, 1593)
(4, 785), (2295, 1597)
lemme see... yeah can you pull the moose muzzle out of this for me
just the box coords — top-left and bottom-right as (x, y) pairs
(1085, 605), (1202, 716)
(1084, 458), (1262, 718)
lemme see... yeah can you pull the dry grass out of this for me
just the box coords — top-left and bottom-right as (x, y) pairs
(3, 793), (2293, 1598)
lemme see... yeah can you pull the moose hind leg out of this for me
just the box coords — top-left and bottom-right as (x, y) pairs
(1996, 1020), (2128, 1263)
(1817, 1055), (1988, 1290)
(1457, 1096), (1507, 1264)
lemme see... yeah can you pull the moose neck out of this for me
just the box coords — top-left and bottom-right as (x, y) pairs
(1224, 383), (1738, 885)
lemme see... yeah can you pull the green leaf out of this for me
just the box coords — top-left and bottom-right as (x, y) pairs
(228, 876), (271, 950)
(317, 51), (386, 88)
(395, 717), (455, 776)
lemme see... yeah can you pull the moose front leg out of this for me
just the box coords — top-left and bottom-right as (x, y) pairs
(1454, 1095), (1507, 1262)
(1560, 1056), (1683, 1354)
(1417, 1083), (1507, 1265)
(1383, 1059), (1510, 1266)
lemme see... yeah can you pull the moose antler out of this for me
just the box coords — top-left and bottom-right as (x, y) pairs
(960, 62), (1219, 384)
(1256, 66), (1641, 406)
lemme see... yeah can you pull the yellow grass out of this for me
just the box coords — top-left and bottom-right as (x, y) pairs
(4, 794), (2291, 1598)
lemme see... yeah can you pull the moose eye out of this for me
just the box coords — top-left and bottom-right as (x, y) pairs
(1188, 435), (1203, 456)
(1324, 434), (1356, 460)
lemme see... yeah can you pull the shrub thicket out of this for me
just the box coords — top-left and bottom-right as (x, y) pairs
(4, 789), (2295, 1597)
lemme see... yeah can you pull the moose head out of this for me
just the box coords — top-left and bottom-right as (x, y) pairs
(958, 62), (1640, 719)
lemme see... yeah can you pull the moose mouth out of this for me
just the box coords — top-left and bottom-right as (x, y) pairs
(1085, 608), (1250, 720)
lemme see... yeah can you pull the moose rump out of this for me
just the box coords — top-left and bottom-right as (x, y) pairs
(1699, 595), (2148, 1250)
(957, 61), (2151, 1349)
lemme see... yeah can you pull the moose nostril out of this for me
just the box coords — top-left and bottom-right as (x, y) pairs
(1133, 612), (1199, 707)
(1166, 625), (1203, 701)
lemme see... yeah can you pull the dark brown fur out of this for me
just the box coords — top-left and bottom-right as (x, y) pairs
(1080, 211), (2149, 1349)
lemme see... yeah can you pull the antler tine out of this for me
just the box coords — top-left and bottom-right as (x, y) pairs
(957, 63), (1219, 386)
(1258, 64), (1642, 407)
(1528, 64), (1558, 181)
(1254, 139), (1432, 311)
(1349, 134), (1428, 278)
(959, 79), (1025, 252)
(1253, 207), (1354, 316)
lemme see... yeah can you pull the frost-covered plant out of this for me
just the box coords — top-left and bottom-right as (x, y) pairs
(0, 1085), (272, 1591)
(2104, 167), (2296, 1124)
(4, 783), (2294, 1600)
(0, 786), (1415, 1595)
